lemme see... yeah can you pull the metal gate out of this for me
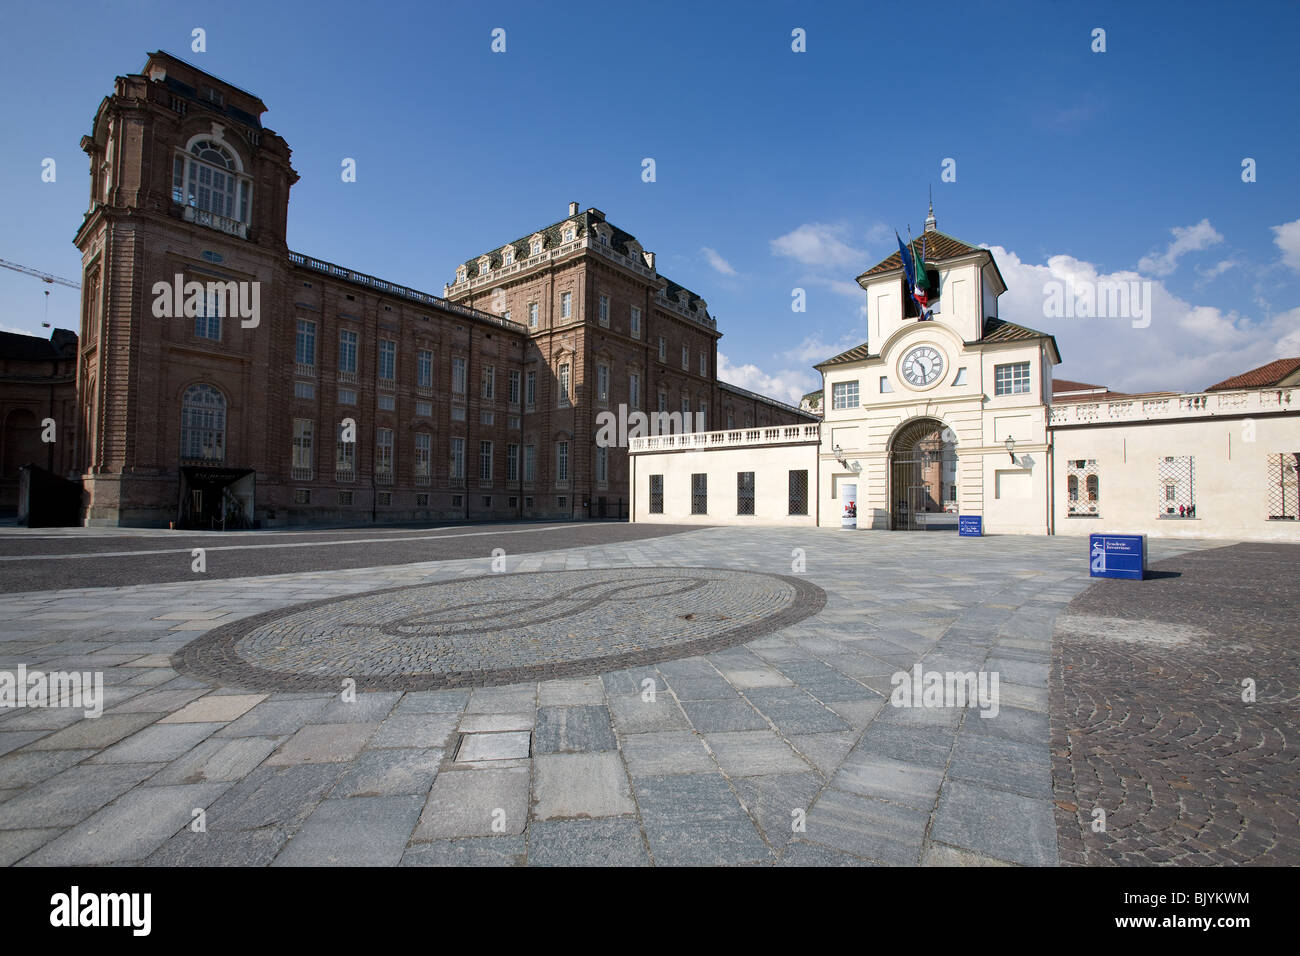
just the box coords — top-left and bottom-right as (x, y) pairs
(889, 419), (957, 531)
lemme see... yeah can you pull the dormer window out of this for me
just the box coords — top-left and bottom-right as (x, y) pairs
(172, 136), (252, 233)
(531, 239), (543, 255)
(456, 265), (467, 282)
(504, 249), (514, 266)
(563, 228), (575, 243)
(479, 258), (492, 276)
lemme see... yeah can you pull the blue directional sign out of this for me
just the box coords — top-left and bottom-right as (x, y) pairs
(1089, 533), (1147, 580)
(958, 515), (983, 537)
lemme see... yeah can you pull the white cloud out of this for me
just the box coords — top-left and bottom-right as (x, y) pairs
(1271, 218), (1300, 273)
(717, 352), (818, 406)
(1195, 258), (1239, 282)
(770, 223), (865, 268)
(700, 246), (737, 276)
(780, 331), (865, 366)
(989, 244), (1298, 393)
(1136, 219), (1223, 277)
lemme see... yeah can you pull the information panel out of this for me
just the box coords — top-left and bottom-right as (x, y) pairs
(958, 515), (983, 536)
(1089, 533), (1147, 580)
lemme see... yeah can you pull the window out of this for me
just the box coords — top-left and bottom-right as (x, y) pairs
(880, 376), (893, 394)
(599, 294), (610, 327)
(194, 288), (221, 341)
(452, 494), (463, 508)
(691, 474), (708, 514)
(507, 443), (519, 482)
(338, 330), (358, 375)
(1067, 459), (1100, 516)
(528, 303), (539, 327)
(558, 363), (570, 407)
(480, 441), (493, 481)
(482, 365), (495, 400)
(415, 400), (432, 417)
(630, 306), (641, 338)
(294, 489), (310, 505)
(597, 363), (609, 402)
(832, 381), (860, 410)
(508, 415), (520, 429)
(681, 394), (690, 416)
(788, 470), (809, 515)
(292, 419), (313, 479)
(658, 391), (668, 413)
(1157, 455), (1195, 518)
(658, 337), (667, 361)
(525, 496), (533, 510)
(378, 340), (396, 383)
(524, 444), (536, 482)
(377, 492), (391, 507)
(649, 474), (664, 514)
(452, 356), (467, 394)
(417, 349), (433, 388)
(172, 139), (250, 225)
(629, 373), (641, 409)
(525, 370), (536, 408)
(181, 385), (225, 462)
(698, 402), (707, 430)
(336, 423), (355, 476)
(727, 410), (735, 430)
(479, 410), (493, 426)
(504, 249), (514, 266)
(994, 361), (1032, 396)
(416, 493), (429, 507)
(451, 406), (466, 421)
(414, 433), (431, 478)
(564, 228), (575, 242)
(338, 387), (356, 405)
(503, 309), (511, 324)
(1266, 453), (1300, 520)
(378, 394), (395, 411)
(376, 428), (394, 478)
(450, 438), (465, 479)
(682, 344), (689, 370)
(295, 320), (316, 366)
(338, 490), (353, 506)
(556, 441), (569, 482)
(532, 240), (542, 256)
(953, 367), (968, 386)
(737, 472), (755, 515)
(561, 291), (572, 319)
(508, 370), (521, 405)
(596, 445), (608, 483)
(294, 381), (314, 400)
(482, 496), (492, 508)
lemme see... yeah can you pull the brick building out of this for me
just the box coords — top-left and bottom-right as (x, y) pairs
(74, 51), (810, 528)
(0, 329), (79, 515)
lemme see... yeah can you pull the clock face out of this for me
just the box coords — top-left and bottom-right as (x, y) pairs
(901, 346), (945, 388)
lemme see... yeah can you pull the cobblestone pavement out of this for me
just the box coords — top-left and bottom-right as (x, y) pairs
(0, 526), (1221, 866)
(1051, 542), (1300, 865)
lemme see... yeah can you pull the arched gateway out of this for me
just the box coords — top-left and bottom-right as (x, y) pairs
(888, 417), (958, 530)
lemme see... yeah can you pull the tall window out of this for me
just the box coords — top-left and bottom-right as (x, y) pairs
(994, 361), (1031, 396)
(414, 432), (431, 478)
(630, 306), (641, 338)
(172, 139), (250, 224)
(526, 369), (536, 408)
(832, 381), (860, 410)
(561, 291), (572, 319)
(598, 294), (610, 326)
(295, 320), (316, 367)
(788, 470), (809, 516)
(378, 340), (396, 383)
(556, 441), (569, 482)
(698, 402), (707, 430)
(524, 444), (536, 482)
(336, 423), (355, 477)
(529, 303), (539, 327)
(482, 365), (495, 400)
(658, 337), (667, 361)
(649, 474), (664, 514)
(450, 438), (465, 479)
(691, 474), (708, 514)
(292, 419), (313, 479)
(595, 445), (608, 483)
(681, 394), (690, 416)
(1267, 453), (1300, 520)
(180, 384), (225, 462)
(338, 330), (358, 375)
(699, 353), (708, 376)
(452, 356), (467, 394)
(1158, 455), (1196, 518)
(479, 441), (493, 481)
(376, 428), (394, 477)
(508, 370), (521, 405)
(507, 443), (519, 482)
(597, 363), (609, 402)
(194, 288), (221, 341)
(1067, 459), (1100, 516)
(681, 344), (690, 370)
(737, 472), (755, 515)
(629, 373), (641, 409)
(558, 363), (571, 407)
(417, 349), (433, 388)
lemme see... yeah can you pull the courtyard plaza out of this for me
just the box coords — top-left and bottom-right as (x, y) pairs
(0, 523), (1294, 866)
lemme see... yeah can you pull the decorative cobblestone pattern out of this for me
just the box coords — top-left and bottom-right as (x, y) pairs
(1051, 542), (1300, 865)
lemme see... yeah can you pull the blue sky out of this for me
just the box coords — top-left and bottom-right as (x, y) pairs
(1, 0), (1298, 399)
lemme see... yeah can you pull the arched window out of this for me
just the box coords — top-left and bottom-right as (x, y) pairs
(1067, 474), (1079, 502)
(1086, 474), (1099, 502)
(172, 138), (250, 224)
(181, 385), (226, 462)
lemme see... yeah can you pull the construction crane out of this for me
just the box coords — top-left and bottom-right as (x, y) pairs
(0, 258), (80, 289)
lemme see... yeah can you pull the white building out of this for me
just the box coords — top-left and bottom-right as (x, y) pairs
(630, 214), (1300, 540)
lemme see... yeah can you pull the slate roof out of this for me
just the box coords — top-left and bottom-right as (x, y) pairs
(814, 317), (1060, 369)
(0, 330), (69, 362)
(856, 230), (984, 281)
(1205, 357), (1300, 392)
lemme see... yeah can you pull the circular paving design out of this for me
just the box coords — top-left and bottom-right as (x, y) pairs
(175, 567), (825, 690)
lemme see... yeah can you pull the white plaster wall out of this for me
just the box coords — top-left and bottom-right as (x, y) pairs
(631, 443), (819, 525)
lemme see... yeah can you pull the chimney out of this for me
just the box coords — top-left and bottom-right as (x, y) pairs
(568, 201), (579, 216)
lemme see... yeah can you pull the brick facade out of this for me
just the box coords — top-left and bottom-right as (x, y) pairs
(0, 330), (79, 514)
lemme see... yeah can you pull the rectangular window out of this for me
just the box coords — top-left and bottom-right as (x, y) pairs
(1266, 452), (1300, 520)
(415, 400), (432, 417)
(561, 291), (572, 319)
(481, 365), (495, 400)
(508, 369), (521, 405)
(595, 445), (608, 483)
(414, 432), (431, 477)
(336, 424), (355, 475)
(880, 376), (893, 394)
(832, 381), (860, 410)
(417, 349), (433, 388)
(450, 438), (465, 479)
(292, 419), (313, 478)
(557, 441), (569, 482)
(699, 352), (708, 376)
(1066, 458), (1101, 517)
(295, 320), (316, 366)
(452, 356), (467, 394)
(630, 306), (641, 338)
(482, 496), (492, 509)
(698, 402), (707, 430)
(525, 370), (536, 408)
(599, 294), (610, 327)
(508, 415), (520, 429)
(682, 394), (690, 416)
(507, 443), (520, 482)
(194, 288), (221, 341)
(338, 330), (358, 374)
(376, 428), (394, 476)
(294, 381), (315, 400)
(524, 444), (536, 482)
(649, 474), (664, 514)
(378, 340), (396, 382)
(1157, 455), (1195, 518)
(480, 441), (493, 481)
(658, 337), (667, 361)
(294, 489), (310, 505)
(377, 492), (391, 507)
(597, 363), (609, 402)
(416, 493), (429, 507)
(788, 470), (809, 516)
(682, 344), (690, 370)
(994, 361), (1032, 396)
(558, 363), (570, 407)
(378, 394), (395, 411)
(338, 490), (353, 506)
(737, 472), (755, 515)
(480, 410), (494, 426)
(629, 373), (640, 409)
(451, 406), (466, 421)
(691, 473), (708, 514)
(529, 303), (539, 327)
(658, 392), (668, 413)
(338, 387), (357, 405)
